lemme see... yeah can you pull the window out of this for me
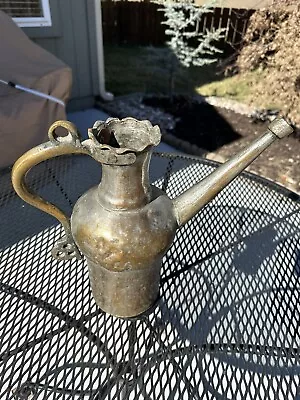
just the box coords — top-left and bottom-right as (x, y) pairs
(0, 0), (52, 27)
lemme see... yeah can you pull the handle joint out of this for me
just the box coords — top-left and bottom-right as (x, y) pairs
(51, 233), (82, 260)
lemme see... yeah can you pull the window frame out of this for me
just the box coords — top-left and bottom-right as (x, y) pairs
(11, 0), (52, 27)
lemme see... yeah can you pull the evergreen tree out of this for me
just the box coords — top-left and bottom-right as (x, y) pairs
(157, 0), (225, 96)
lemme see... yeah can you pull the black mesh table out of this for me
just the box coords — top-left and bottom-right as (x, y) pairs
(0, 152), (300, 399)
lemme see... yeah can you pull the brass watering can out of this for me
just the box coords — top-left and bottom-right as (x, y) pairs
(11, 117), (293, 317)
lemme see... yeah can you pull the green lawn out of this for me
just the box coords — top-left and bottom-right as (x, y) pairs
(104, 45), (280, 111)
(198, 69), (283, 110)
(104, 45), (221, 96)
(197, 70), (263, 102)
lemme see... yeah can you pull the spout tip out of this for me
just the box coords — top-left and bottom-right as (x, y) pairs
(268, 118), (293, 139)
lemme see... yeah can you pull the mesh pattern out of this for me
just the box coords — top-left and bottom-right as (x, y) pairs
(0, 153), (299, 399)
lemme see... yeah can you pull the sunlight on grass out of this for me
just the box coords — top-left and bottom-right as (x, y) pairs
(196, 70), (263, 101)
(196, 69), (283, 111)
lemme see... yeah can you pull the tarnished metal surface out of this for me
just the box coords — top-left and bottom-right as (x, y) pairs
(71, 183), (176, 317)
(173, 118), (293, 226)
(2, 151), (300, 398)
(51, 232), (82, 261)
(87, 259), (161, 317)
(11, 117), (176, 317)
(11, 121), (87, 260)
(267, 117), (294, 138)
(11, 117), (293, 317)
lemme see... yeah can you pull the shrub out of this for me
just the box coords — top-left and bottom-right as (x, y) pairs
(233, 4), (300, 125)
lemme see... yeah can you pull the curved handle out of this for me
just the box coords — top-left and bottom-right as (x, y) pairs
(11, 120), (89, 261)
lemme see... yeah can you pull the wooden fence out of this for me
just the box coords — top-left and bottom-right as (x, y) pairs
(102, 1), (254, 50)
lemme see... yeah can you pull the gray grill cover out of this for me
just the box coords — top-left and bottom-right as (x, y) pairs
(0, 10), (72, 168)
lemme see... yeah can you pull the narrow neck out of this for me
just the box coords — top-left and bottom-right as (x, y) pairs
(98, 151), (152, 210)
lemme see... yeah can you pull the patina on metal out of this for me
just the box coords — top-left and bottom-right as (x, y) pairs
(173, 117), (294, 226)
(11, 117), (293, 317)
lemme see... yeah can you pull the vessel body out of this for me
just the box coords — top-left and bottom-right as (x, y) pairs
(71, 181), (177, 317)
(11, 117), (293, 317)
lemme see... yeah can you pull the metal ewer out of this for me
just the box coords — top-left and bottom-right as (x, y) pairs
(11, 117), (293, 317)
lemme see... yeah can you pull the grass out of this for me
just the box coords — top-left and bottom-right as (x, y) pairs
(104, 45), (281, 111)
(197, 69), (284, 111)
(104, 45), (221, 96)
(195, 70), (263, 102)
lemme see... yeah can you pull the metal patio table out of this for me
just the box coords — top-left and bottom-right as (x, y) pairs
(0, 152), (299, 400)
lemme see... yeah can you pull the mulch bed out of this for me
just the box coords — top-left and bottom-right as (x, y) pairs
(98, 93), (299, 194)
(143, 95), (243, 152)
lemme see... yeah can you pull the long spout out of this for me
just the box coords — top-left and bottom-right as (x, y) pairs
(172, 118), (293, 227)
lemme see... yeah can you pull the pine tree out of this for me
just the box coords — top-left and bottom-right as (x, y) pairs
(157, 0), (225, 96)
